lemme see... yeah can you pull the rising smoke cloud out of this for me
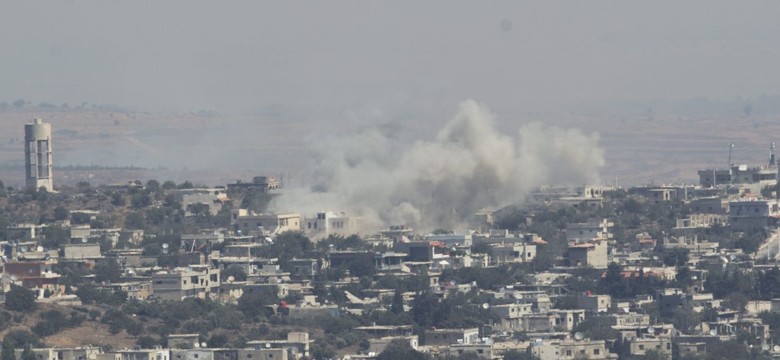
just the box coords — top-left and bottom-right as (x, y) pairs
(271, 100), (605, 232)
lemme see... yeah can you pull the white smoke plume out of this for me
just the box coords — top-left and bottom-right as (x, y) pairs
(271, 100), (605, 232)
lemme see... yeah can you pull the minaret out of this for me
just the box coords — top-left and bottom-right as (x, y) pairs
(24, 118), (53, 192)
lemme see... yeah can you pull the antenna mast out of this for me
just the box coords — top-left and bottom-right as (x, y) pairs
(728, 143), (735, 185)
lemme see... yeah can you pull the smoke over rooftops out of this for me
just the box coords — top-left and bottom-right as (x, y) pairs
(271, 100), (604, 231)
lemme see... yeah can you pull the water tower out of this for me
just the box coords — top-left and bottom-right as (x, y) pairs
(24, 118), (53, 192)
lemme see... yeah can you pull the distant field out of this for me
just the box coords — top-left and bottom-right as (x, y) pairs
(1, 107), (779, 188)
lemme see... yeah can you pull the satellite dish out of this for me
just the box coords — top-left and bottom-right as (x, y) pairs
(194, 342), (200, 348)
(647, 326), (655, 335)
(709, 329), (718, 336)
(574, 332), (584, 341)
(81, 238), (88, 243)
(729, 254), (736, 261)
(36, 246), (43, 252)
(162, 243), (169, 249)
(227, 276), (235, 283)
(265, 343), (271, 349)
(774, 345), (780, 352)
(201, 342), (207, 348)
(482, 303), (490, 309)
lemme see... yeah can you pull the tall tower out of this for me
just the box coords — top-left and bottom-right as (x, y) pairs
(24, 118), (53, 192)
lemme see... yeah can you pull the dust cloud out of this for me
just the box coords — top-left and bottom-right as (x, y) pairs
(271, 100), (604, 232)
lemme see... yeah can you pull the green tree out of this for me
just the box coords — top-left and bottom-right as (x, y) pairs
(5, 284), (36, 312)
(41, 225), (70, 249)
(131, 193), (152, 208)
(377, 339), (428, 360)
(20, 344), (34, 360)
(146, 180), (161, 193)
(269, 232), (313, 271)
(238, 287), (278, 319)
(662, 249), (689, 267)
(136, 336), (158, 349)
(1, 337), (15, 360)
(53, 206), (70, 221)
(94, 259), (122, 283)
(124, 211), (146, 230)
(391, 288), (405, 314)
(162, 180), (177, 190)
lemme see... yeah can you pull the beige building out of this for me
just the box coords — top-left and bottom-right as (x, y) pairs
(177, 188), (229, 217)
(16, 347), (100, 360)
(99, 281), (152, 300)
(425, 328), (480, 346)
(566, 219), (613, 242)
(567, 240), (609, 268)
(247, 332), (310, 360)
(231, 210), (301, 236)
(531, 340), (616, 360)
(151, 266), (220, 301)
(577, 294), (611, 313)
(62, 244), (102, 260)
(729, 198), (780, 231)
(487, 243), (536, 266)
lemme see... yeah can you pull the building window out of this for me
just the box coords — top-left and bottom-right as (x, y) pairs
(565, 350), (572, 356)
(194, 355), (199, 359)
(639, 345), (644, 350)
(593, 349), (600, 355)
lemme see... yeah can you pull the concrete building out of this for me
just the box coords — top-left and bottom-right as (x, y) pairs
(577, 294), (611, 313)
(177, 188), (229, 217)
(425, 328), (480, 346)
(16, 347), (100, 360)
(151, 265), (220, 301)
(566, 219), (613, 242)
(3, 260), (61, 295)
(530, 340), (616, 360)
(98, 281), (152, 300)
(302, 211), (359, 239)
(368, 336), (419, 355)
(487, 243), (536, 266)
(728, 198), (780, 231)
(567, 240), (609, 268)
(62, 244), (102, 260)
(24, 118), (54, 192)
(490, 303), (534, 331)
(226, 176), (280, 193)
(247, 332), (310, 359)
(231, 210), (301, 236)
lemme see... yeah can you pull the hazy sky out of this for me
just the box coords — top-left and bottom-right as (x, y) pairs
(2, 1), (780, 115)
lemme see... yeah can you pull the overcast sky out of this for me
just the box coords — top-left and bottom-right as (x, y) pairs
(2, 1), (780, 115)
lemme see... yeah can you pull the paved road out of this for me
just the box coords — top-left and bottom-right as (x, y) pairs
(757, 229), (780, 261)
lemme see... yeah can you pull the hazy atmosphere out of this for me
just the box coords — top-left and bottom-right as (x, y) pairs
(3, 1), (780, 187)
(6, 2), (780, 356)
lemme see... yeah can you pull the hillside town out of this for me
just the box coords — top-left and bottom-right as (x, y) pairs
(4, 119), (780, 360)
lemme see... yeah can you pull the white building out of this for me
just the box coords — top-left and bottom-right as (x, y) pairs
(231, 209), (301, 236)
(302, 211), (359, 239)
